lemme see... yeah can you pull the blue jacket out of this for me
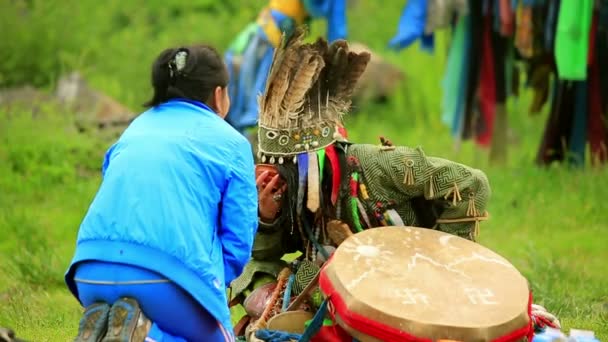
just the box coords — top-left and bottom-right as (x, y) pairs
(65, 99), (258, 331)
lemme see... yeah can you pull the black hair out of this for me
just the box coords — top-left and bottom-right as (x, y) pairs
(143, 44), (229, 108)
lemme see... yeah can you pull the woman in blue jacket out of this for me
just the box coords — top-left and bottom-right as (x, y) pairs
(65, 45), (258, 342)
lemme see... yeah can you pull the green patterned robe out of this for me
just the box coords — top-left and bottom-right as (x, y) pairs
(347, 144), (490, 237)
(230, 143), (491, 298)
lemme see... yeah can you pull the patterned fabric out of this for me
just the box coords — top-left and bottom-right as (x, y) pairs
(258, 124), (339, 164)
(292, 260), (320, 295)
(346, 144), (490, 239)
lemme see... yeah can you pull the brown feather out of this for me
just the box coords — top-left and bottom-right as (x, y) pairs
(260, 30), (304, 126)
(327, 46), (349, 95)
(263, 27), (305, 96)
(336, 51), (371, 100)
(280, 51), (324, 122)
(267, 48), (297, 127)
(259, 26), (370, 132)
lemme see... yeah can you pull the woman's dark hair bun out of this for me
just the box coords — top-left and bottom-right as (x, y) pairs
(144, 44), (228, 108)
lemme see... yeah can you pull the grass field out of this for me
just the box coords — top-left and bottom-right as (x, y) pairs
(1, 1), (607, 341)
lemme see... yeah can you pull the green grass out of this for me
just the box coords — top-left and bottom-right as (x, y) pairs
(1, 0), (607, 341)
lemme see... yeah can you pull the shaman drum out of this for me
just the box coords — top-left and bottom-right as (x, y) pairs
(319, 226), (532, 342)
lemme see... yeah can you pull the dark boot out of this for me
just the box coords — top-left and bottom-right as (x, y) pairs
(74, 302), (111, 342)
(102, 298), (151, 342)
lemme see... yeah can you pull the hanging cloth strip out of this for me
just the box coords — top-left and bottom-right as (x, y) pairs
(388, 0), (435, 52)
(544, 0), (560, 51)
(489, 18), (510, 161)
(568, 81), (588, 166)
(349, 172), (364, 233)
(425, 0), (468, 35)
(441, 14), (471, 139)
(297, 153), (309, 216)
(598, 0), (608, 115)
(587, 9), (608, 164)
(307, 152), (320, 212)
(323, 145), (341, 206)
(316, 149), (326, 183)
(515, 3), (534, 58)
(461, 0), (485, 142)
(554, 0), (594, 80)
(302, 0), (347, 42)
(476, 9), (497, 147)
(498, 0), (515, 36)
(536, 82), (577, 165)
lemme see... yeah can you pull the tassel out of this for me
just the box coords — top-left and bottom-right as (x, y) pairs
(383, 211), (394, 225)
(473, 219), (480, 241)
(445, 182), (463, 206)
(428, 174), (436, 198)
(350, 172), (363, 232)
(403, 159), (415, 185)
(356, 198), (371, 228)
(297, 154), (309, 216)
(307, 152), (320, 212)
(325, 145), (341, 205)
(386, 209), (405, 226)
(359, 183), (370, 200)
(467, 193), (479, 217)
(317, 149), (326, 183)
(374, 211), (388, 226)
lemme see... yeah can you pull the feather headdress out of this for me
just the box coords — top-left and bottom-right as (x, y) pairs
(257, 27), (371, 164)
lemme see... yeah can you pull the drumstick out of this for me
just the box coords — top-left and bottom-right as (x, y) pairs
(251, 268), (291, 330)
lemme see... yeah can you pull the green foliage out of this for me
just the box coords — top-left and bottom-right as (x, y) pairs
(0, 0), (262, 105)
(1, 0), (607, 340)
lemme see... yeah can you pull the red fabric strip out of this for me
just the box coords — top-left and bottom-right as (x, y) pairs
(338, 126), (348, 139)
(477, 12), (497, 147)
(349, 175), (357, 196)
(492, 292), (534, 342)
(324, 145), (341, 205)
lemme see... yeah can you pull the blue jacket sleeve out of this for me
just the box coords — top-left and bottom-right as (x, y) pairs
(304, 0), (347, 41)
(219, 140), (259, 285)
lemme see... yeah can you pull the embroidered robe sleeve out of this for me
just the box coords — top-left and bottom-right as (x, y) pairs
(349, 144), (491, 240)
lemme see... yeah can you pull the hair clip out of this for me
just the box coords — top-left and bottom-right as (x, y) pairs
(169, 49), (188, 78)
(174, 50), (187, 72)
